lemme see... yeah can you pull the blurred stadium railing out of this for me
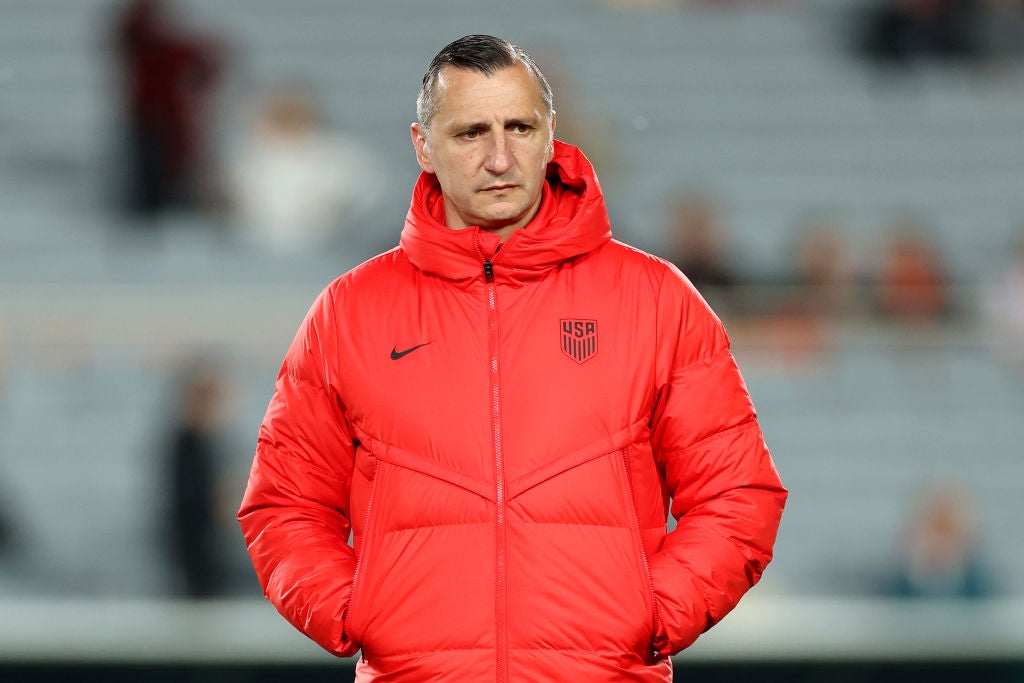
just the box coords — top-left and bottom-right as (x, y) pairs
(0, 595), (1022, 681)
(3, 1), (1024, 680)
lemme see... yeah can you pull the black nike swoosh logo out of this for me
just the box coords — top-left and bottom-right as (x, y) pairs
(390, 342), (431, 360)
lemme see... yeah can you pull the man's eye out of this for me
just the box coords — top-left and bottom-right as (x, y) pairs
(461, 130), (480, 140)
(512, 124), (530, 134)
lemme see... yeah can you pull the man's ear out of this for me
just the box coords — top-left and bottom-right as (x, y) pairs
(546, 112), (557, 163)
(411, 123), (434, 173)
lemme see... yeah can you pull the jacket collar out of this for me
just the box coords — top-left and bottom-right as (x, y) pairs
(399, 140), (613, 284)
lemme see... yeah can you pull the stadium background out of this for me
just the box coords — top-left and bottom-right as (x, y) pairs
(1, 0), (1023, 680)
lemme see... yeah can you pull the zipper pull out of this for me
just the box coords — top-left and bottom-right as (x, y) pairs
(483, 260), (494, 283)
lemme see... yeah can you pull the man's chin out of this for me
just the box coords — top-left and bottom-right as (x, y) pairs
(476, 205), (528, 230)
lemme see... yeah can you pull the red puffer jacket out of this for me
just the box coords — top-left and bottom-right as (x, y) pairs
(239, 141), (786, 682)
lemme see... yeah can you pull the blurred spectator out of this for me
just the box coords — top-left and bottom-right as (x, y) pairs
(223, 81), (384, 253)
(723, 214), (857, 370)
(976, 0), (1024, 67)
(872, 218), (952, 325)
(0, 488), (15, 561)
(111, 0), (225, 220)
(785, 212), (860, 321)
(0, 321), (6, 408)
(728, 213), (860, 368)
(983, 230), (1024, 369)
(159, 357), (233, 598)
(856, 0), (982, 67)
(889, 481), (996, 599)
(0, 331), (12, 561)
(663, 189), (742, 314)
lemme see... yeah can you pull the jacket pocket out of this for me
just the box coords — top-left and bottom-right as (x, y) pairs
(617, 446), (661, 651)
(344, 453), (383, 646)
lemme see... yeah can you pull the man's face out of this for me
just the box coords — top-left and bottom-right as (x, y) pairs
(411, 63), (555, 239)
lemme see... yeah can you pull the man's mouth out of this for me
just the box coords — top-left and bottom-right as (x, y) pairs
(482, 184), (516, 192)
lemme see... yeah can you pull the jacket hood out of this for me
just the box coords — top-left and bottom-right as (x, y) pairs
(400, 140), (613, 283)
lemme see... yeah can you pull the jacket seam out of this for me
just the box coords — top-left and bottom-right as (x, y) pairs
(256, 438), (349, 486)
(690, 516), (762, 567)
(365, 645), (653, 659)
(655, 267), (670, 378)
(671, 345), (733, 378)
(379, 521), (491, 535)
(670, 416), (759, 459)
(278, 368), (348, 429)
(492, 520), (636, 529)
(282, 366), (328, 396)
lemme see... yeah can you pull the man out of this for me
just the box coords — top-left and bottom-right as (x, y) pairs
(239, 34), (786, 682)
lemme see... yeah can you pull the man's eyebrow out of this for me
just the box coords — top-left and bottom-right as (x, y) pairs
(445, 113), (542, 133)
(448, 121), (488, 133)
(504, 117), (538, 128)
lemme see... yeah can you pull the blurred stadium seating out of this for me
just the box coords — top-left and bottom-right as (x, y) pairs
(0, 0), (1022, 680)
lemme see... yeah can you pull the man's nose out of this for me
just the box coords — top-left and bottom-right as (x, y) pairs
(484, 132), (513, 174)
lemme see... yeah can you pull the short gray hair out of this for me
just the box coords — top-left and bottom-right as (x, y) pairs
(416, 34), (554, 131)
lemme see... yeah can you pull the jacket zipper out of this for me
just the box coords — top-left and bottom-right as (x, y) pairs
(621, 450), (663, 659)
(347, 457), (380, 665)
(482, 254), (508, 683)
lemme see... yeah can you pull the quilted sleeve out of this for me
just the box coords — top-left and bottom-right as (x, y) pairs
(237, 283), (360, 657)
(647, 264), (787, 657)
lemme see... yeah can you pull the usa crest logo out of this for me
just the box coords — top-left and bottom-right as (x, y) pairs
(560, 319), (598, 364)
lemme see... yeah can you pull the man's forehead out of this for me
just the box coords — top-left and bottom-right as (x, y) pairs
(433, 63), (546, 116)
